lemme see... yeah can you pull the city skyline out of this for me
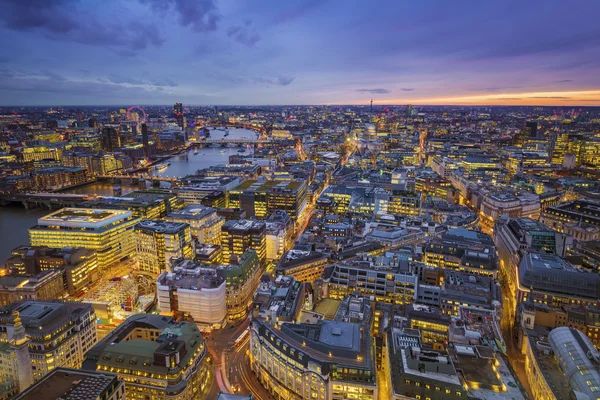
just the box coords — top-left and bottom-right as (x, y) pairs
(1, 0), (599, 106)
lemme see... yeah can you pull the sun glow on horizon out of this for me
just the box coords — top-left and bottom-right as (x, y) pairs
(343, 89), (600, 106)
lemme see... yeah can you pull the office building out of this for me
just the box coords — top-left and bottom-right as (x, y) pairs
(322, 255), (418, 305)
(156, 259), (227, 329)
(517, 253), (600, 307)
(83, 314), (211, 400)
(15, 368), (124, 400)
(250, 319), (377, 400)
(275, 250), (329, 284)
(384, 328), (523, 399)
(0, 301), (97, 381)
(135, 220), (194, 275)
(29, 208), (140, 272)
(228, 179), (307, 220)
(176, 176), (243, 205)
(0, 311), (33, 397)
(174, 102), (184, 127)
(540, 199), (600, 232)
(252, 275), (308, 326)
(265, 221), (287, 260)
(166, 204), (225, 244)
(0, 270), (65, 307)
(478, 191), (540, 234)
(216, 250), (262, 323)
(31, 167), (88, 191)
(523, 327), (600, 400)
(423, 228), (498, 277)
(81, 190), (182, 220)
(4, 246), (97, 295)
(221, 219), (267, 264)
(494, 217), (573, 320)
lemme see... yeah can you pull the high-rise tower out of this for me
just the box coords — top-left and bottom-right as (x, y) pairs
(174, 102), (184, 128)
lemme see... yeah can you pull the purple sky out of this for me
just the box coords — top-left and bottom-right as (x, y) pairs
(1, 0), (599, 105)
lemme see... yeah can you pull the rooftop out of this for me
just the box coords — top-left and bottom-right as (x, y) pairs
(16, 368), (119, 400)
(158, 261), (224, 290)
(35, 208), (133, 229)
(135, 219), (189, 234)
(167, 204), (216, 219)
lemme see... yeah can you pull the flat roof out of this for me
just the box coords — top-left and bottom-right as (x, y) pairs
(135, 219), (189, 234)
(319, 320), (360, 351)
(36, 208), (132, 229)
(16, 368), (118, 400)
(167, 204), (216, 219)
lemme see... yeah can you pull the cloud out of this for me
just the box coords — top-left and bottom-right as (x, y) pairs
(208, 72), (294, 87)
(0, 0), (164, 52)
(0, 69), (179, 102)
(227, 25), (261, 47)
(401, 88), (415, 92)
(141, 0), (220, 32)
(469, 86), (527, 93)
(105, 74), (178, 87)
(253, 75), (295, 86)
(556, 79), (573, 83)
(356, 88), (390, 94)
(272, 0), (326, 25)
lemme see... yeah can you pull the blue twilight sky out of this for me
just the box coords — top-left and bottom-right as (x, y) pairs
(1, 0), (600, 106)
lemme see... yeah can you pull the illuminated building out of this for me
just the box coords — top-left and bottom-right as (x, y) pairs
(522, 327), (600, 400)
(29, 208), (140, 272)
(220, 219), (266, 263)
(82, 190), (182, 219)
(367, 226), (424, 247)
(265, 221), (287, 260)
(250, 319), (377, 400)
(322, 256), (418, 305)
(0, 311), (32, 397)
(5, 246), (98, 295)
(216, 250), (262, 323)
(581, 138), (600, 169)
(194, 243), (222, 264)
(540, 199), (600, 232)
(478, 191), (540, 234)
(0, 301), (97, 382)
(253, 275), (308, 326)
(275, 250), (329, 284)
(83, 314), (211, 400)
(549, 131), (569, 165)
(416, 270), (501, 317)
(384, 328), (522, 399)
(156, 259), (226, 330)
(423, 228), (498, 277)
(20, 146), (61, 163)
(515, 253), (600, 307)
(494, 217), (573, 319)
(176, 176), (243, 205)
(250, 320), (377, 400)
(166, 204), (225, 244)
(134, 220), (194, 275)
(174, 102), (184, 128)
(31, 167), (88, 191)
(457, 155), (500, 174)
(0, 271), (65, 307)
(228, 179), (307, 220)
(15, 368), (124, 400)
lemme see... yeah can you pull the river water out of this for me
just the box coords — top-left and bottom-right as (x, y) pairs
(0, 127), (257, 262)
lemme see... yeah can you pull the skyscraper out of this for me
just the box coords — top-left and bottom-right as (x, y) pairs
(174, 102), (183, 128)
(525, 121), (538, 138)
(141, 122), (149, 156)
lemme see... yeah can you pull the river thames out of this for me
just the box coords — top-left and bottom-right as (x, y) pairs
(0, 127), (256, 261)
